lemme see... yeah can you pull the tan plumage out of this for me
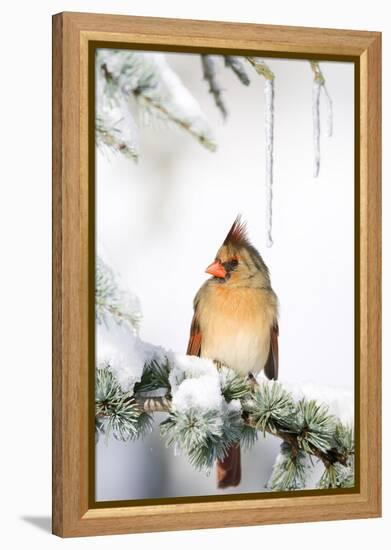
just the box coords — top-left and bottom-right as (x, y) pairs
(186, 216), (279, 488)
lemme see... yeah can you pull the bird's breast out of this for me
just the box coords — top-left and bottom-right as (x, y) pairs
(198, 285), (277, 375)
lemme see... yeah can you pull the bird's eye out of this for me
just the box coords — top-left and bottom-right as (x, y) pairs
(222, 258), (239, 272)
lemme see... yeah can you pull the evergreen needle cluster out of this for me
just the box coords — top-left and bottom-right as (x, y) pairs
(95, 256), (142, 332)
(96, 358), (355, 490)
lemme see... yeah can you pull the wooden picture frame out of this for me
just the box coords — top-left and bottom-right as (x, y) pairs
(52, 11), (381, 537)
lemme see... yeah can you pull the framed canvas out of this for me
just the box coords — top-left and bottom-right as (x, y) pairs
(52, 12), (382, 537)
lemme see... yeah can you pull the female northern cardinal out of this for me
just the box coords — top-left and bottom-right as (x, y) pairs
(186, 216), (279, 488)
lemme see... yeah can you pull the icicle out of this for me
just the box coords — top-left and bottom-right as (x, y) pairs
(312, 79), (321, 178)
(264, 77), (275, 248)
(310, 61), (333, 177)
(322, 85), (333, 137)
(246, 57), (276, 247)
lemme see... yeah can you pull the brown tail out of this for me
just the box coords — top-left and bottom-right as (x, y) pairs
(216, 443), (241, 488)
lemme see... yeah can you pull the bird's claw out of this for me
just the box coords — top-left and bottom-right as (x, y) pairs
(213, 359), (223, 371)
(247, 372), (259, 392)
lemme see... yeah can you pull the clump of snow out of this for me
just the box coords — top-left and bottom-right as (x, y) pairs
(171, 374), (223, 413)
(168, 353), (217, 394)
(96, 312), (167, 394)
(155, 54), (209, 121)
(226, 398), (242, 413)
(97, 315), (143, 393)
(168, 355), (246, 417)
(169, 353), (225, 414)
(140, 339), (168, 369)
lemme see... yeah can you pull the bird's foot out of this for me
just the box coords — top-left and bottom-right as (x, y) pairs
(213, 359), (223, 371)
(247, 372), (259, 393)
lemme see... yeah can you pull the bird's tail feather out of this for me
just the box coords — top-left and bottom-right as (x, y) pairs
(217, 443), (241, 488)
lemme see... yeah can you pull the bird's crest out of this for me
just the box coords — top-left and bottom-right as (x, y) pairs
(223, 215), (250, 247)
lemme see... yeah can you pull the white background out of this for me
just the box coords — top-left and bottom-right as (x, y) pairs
(0, 0), (388, 547)
(96, 54), (355, 500)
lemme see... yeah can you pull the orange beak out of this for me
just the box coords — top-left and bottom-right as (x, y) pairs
(205, 260), (226, 278)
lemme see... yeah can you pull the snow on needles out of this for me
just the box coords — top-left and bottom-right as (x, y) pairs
(168, 353), (216, 392)
(256, 373), (354, 425)
(171, 374), (223, 413)
(168, 354), (225, 413)
(96, 312), (166, 394)
(286, 380), (353, 425)
(96, 49), (216, 152)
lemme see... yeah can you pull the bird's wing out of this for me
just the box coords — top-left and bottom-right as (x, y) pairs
(186, 287), (204, 356)
(186, 309), (202, 356)
(264, 322), (279, 380)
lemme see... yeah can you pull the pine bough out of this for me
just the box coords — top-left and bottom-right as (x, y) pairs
(96, 258), (354, 492)
(96, 355), (354, 491)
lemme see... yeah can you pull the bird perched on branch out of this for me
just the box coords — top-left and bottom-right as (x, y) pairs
(186, 216), (279, 488)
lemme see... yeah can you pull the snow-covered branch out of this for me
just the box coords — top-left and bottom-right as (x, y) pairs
(95, 331), (354, 490)
(96, 58), (140, 160)
(201, 55), (228, 119)
(95, 251), (353, 491)
(97, 49), (216, 153)
(224, 56), (250, 85)
(96, 256), (142, 332)
(201, 55), (251, 118)
(96, 114), (139, 161)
